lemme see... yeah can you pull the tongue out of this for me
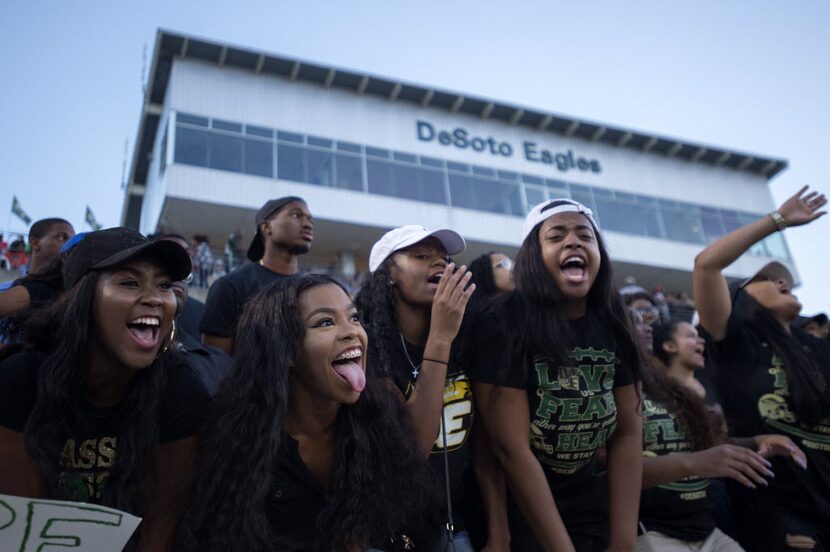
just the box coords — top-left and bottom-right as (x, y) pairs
(562, 266), (585, 281)
(333, 360), (366, 393)
(128, 325), (156, 346)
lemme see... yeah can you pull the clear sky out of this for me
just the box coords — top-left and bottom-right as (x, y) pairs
(1, 1), (827, 312)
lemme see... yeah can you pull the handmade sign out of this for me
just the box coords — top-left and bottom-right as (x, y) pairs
(0, 494), (140, 551)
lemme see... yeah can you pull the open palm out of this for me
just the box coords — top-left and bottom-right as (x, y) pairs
(778, 186), (827, 227)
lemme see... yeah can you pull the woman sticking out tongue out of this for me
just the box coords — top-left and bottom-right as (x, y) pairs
(177, 275), (431, 552)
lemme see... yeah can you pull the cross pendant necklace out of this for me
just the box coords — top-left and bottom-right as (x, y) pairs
(399, 332), (422, 380)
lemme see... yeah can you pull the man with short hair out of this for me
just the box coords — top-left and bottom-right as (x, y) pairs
(27, 218), (75, 275)
(200, 197), (313, 353)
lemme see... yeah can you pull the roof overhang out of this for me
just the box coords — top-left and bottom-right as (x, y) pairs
(125, 29), (788, 208)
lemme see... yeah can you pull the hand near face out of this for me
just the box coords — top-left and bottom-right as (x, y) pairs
(428, 263), (475, 345)
(778, 186), (827, 227)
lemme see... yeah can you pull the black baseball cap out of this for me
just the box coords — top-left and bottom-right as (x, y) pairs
(246, 196), (306, 262)
(63, 227), (192, 289)
(794, 313), (829, 328)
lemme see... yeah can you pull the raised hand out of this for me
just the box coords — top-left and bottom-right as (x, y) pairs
(778, 185), (827, 227)
(687, 444), (774, 488)
(428, 263), (475, 345)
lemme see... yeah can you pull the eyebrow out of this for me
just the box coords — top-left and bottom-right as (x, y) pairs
(305, 303), (357, 321)
(546, 224), (593, 232)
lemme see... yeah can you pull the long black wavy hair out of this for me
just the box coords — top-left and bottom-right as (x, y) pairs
(643, 321), (721, 451)
(21, 270), (172, 551)
(731, 292), (830, 426)
(492, 218), (644, 385)
(177, 274), (430, 552)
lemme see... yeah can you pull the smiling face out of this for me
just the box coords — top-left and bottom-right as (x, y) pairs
(743, 276), (801, 322)
(263, 200), (314, 255)
(293, 283), (368, 405)
(388, 237), (449, 308)
(662, 322), (706, 370)
(90, 258), (177, 372)
(538, 212), (601, 314)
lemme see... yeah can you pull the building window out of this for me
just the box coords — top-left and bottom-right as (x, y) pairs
(169, 111), (788, 260)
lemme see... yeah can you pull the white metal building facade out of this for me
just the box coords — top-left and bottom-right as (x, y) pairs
(122, 30), (793, 291)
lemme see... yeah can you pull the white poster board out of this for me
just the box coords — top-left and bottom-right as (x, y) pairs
(0, 494), (141, 552)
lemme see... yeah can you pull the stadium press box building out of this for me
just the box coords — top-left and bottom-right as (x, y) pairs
(122, 29), (794, 292)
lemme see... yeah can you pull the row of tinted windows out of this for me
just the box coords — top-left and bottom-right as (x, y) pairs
(170, 112), (789, 259)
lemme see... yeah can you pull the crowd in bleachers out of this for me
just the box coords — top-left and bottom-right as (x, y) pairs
(0, 188), (828, 552)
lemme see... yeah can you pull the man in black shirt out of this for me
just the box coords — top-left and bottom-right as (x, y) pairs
(201, 197), (313, 353)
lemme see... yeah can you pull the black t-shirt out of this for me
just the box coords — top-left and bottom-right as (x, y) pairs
(367, 335), (474, 534)
(200, 262), (294, 338)
(471, 306), (634, 493)
(639, 395), (714, 541)
(0, 349), (210, 504)
(707, 313), (830, 522)
(265, 434), (327, 551)
(16, 277), (62, 306)
(177, 297), (206, 342)
(176, 330), (233, 396)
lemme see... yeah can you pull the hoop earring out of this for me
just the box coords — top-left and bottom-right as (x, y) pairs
(160, 319), (176, 355)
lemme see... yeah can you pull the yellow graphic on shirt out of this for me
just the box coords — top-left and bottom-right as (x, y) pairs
(58, 437), (117, 502)
(432, 374), (473, 453)
(759, 354), (830, 450)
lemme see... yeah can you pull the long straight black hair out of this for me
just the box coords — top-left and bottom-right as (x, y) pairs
(177, 274), (431, 552)
(22, 270), (172, 551)
(497, 218), (644, 384)
(733, 292), (830, 426)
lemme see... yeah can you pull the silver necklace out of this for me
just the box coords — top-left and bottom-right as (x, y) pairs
(399, 332), (422, 379)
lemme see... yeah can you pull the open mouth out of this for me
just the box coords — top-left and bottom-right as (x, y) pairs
(560, 256), (587, 282)
(331, 347), (366, 393)
(427, 272), (443, 288)
(127, 316), (161, 349)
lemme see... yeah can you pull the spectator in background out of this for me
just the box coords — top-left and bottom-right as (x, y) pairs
(153, 234), (231, 397)
(0, 219), (75, 319)
(224, 227), (243, 271)
(153, 234), (205, 343)
(794, 312), (829, 341)
(468, 251), (514, 303)
(192, 235), (213, 289)
(201, 196), (313, 354)
(26, 218), (75, 276)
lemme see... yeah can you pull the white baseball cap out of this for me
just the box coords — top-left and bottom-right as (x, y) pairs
(369, 225), (466, 272)
(522, 198), (600, 242)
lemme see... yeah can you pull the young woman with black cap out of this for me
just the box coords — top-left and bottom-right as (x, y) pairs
(177, 274), (431, 552)
(355, 225), (477, 551)
(200, 196), (313, 353)
(471, 199), (643, 551)
(694, 186), (830, 550)
(0, 227), (210, 552)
